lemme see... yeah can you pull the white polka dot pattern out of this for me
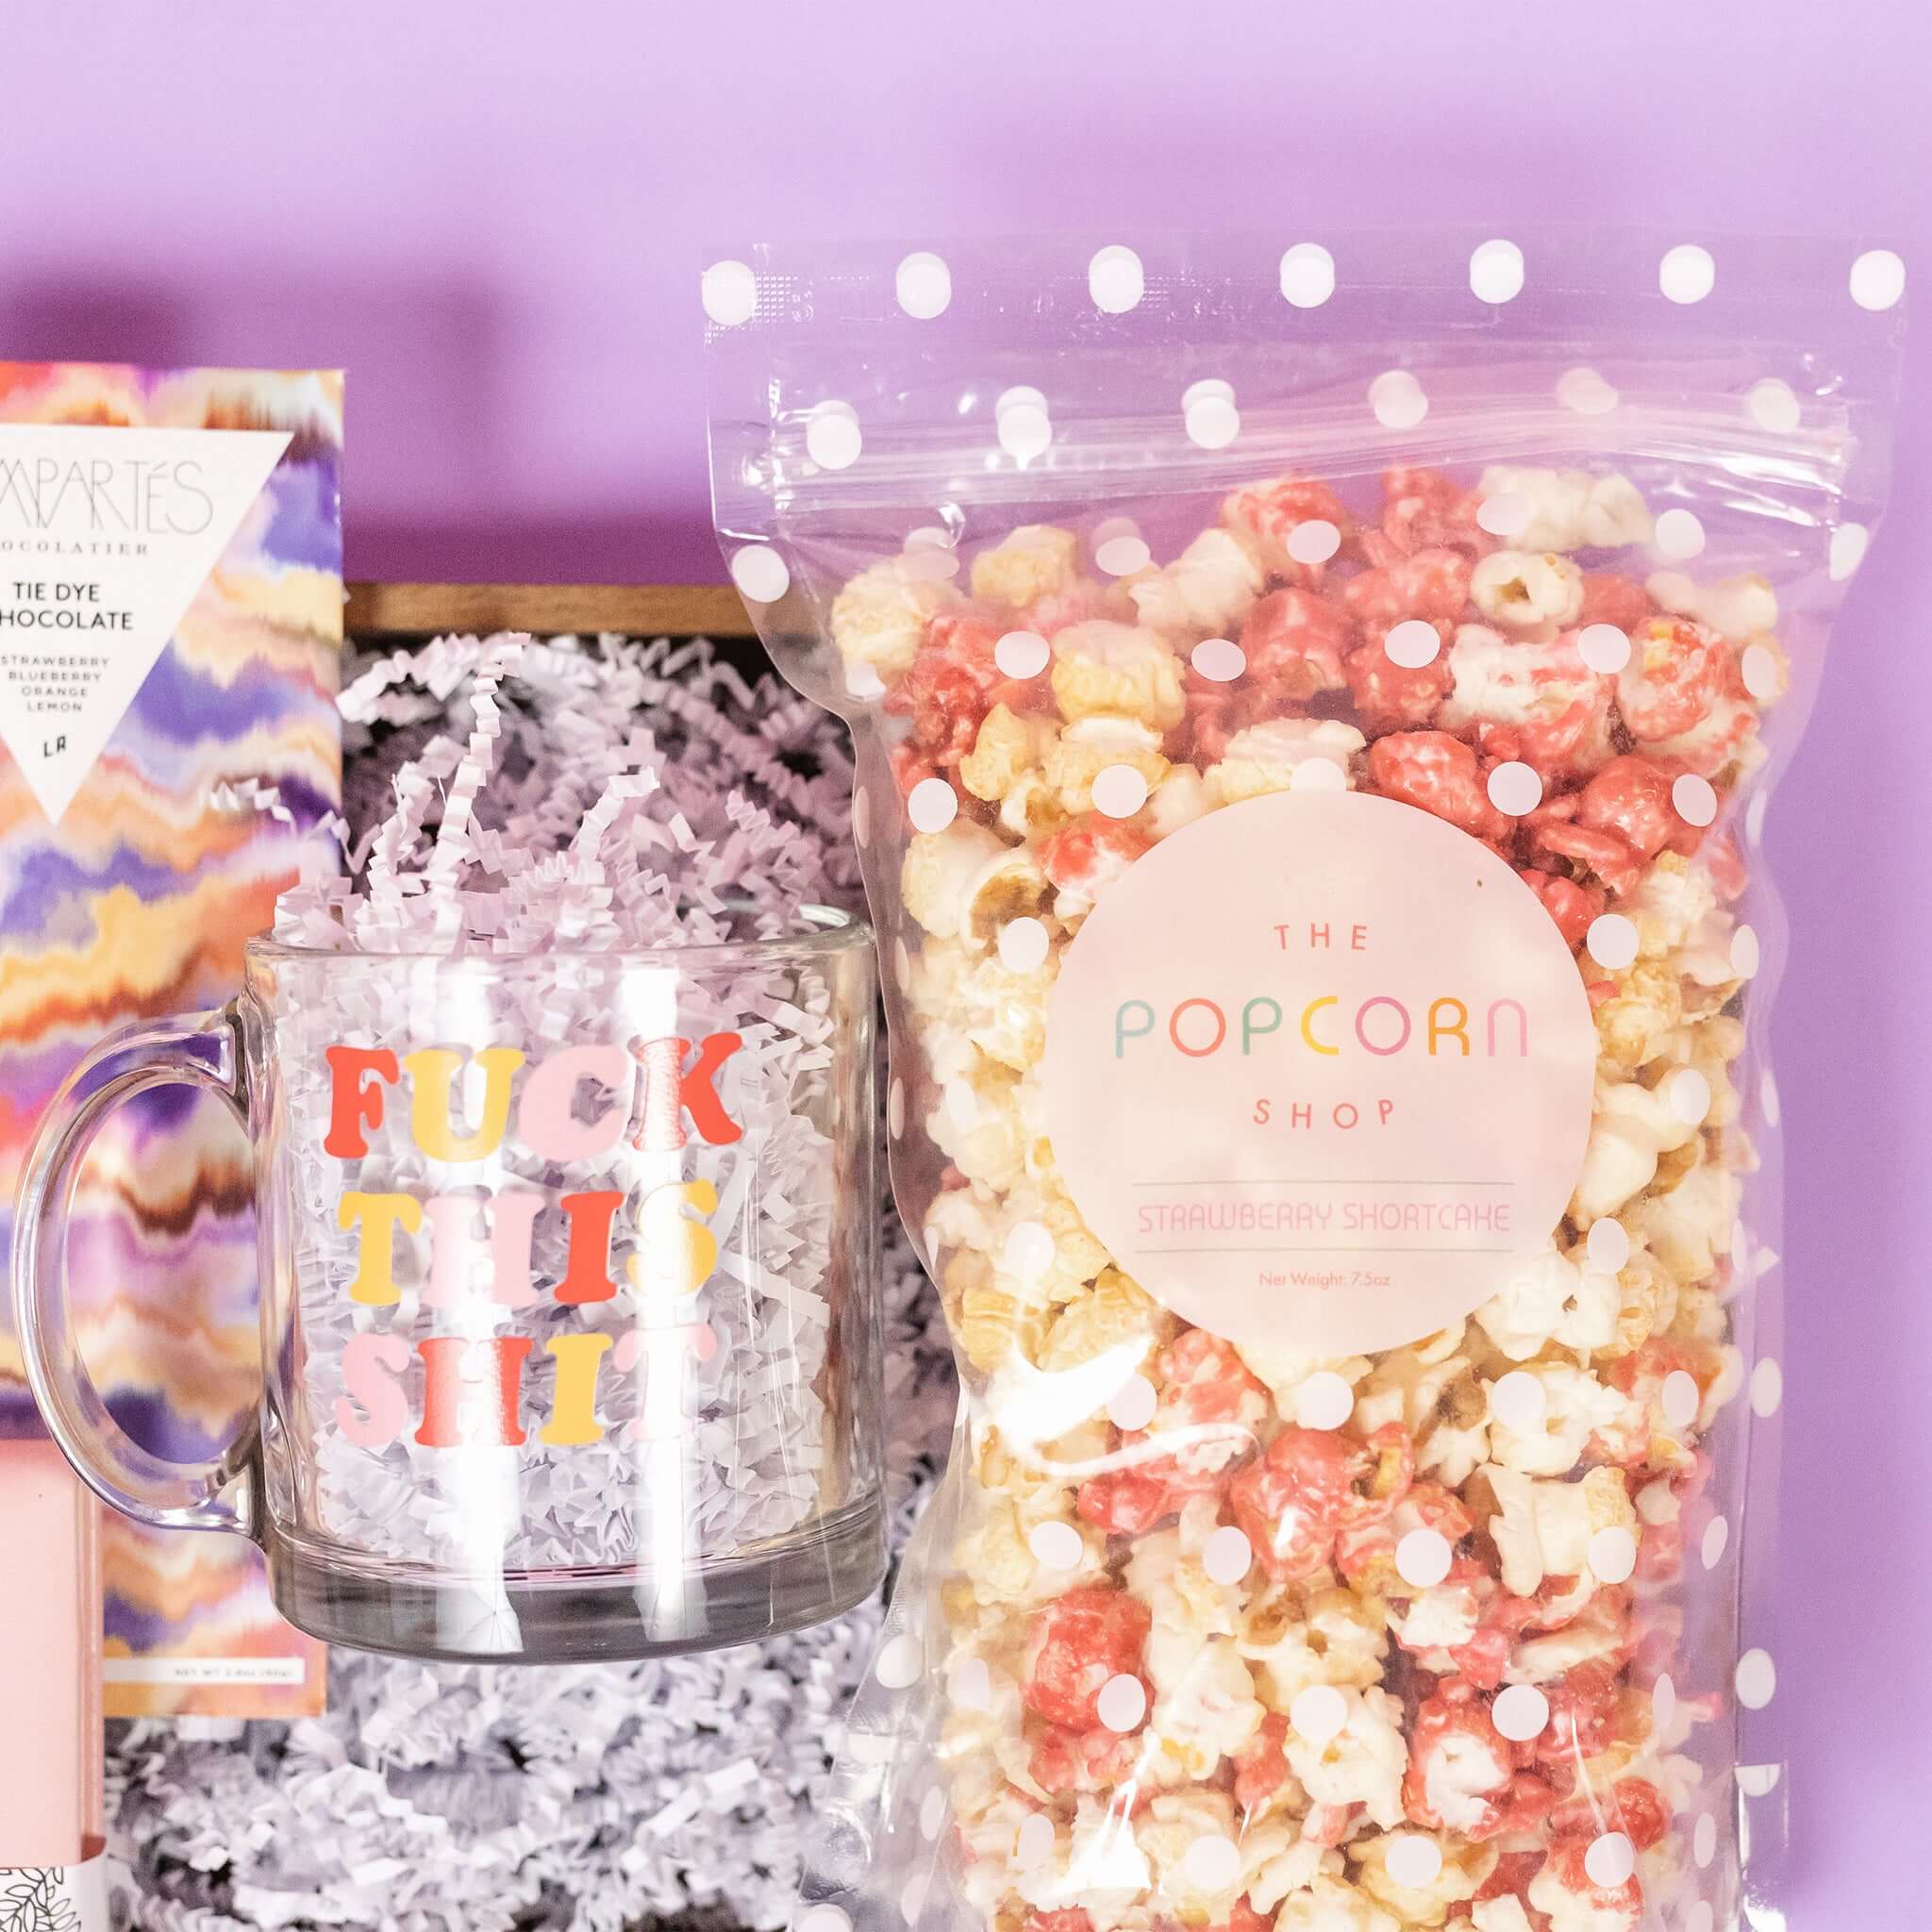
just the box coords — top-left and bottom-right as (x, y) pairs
(1370, 370), (1428, 430)
(1016, 1813), (1055, 1867)
(1588, 1525), (1638, 1585)
(1486, 760), (1542, 816)
(1396, 1528), (1453, 1589)
(1202, 1525), (1253, 1586)
(1095, 536), (1153, 577)
(1002, 1221), (1055, 1281)
(1290, 1684), (1348, 1745)
(1096, 1673), (1147, 1732)
(1383, 619), (1441, 668)
(1673, 773), (1718, 827)
(1092, 764), (1150, 818)
(1660, 243), (1716, 304)
(701, 259), (758, 325)
(908, 777), (958, 834)
(730, 545), (790, 603)
(1279, 242), (1336, 308)
(1089, 244), (1145, 313)
(1287, 519), (1342, 565)
(1492, 1684), (1549, 1741)
(1294, 1371), (1355, 1430)
(895, 252), (952, 319)
(1662, 1370), (1701, 1430)
(1735, 1648), (1777, 1709)
(1191, 637), (1247, 681)
(1668, 1067), (1711, 1125)
(1702, 1514), (1730, 1570)
(1384, 1837), (1442, 1889)
(807, 401), (862, 471)
(1108, 1374), (1158, 1432)
(1475, 492), (1532, 538)
(1748, 378), (1801, 433)
(876, 1633), (923, 1689)
(1578, 624), (1631, 675)
(1027, 1521), (1083, 1571)
(1490, 1370), (1547, 1433)
(995, 630), (1050, 679)
(1557, 366), (1619, 414)
(1586, 913), (1639, 971)
(1655, 508), (1707, 559)
(999, 917), (1050, 973)
(1182, 1836), (1241, 1893)
(1850, 248), (1907, 311)
(1469, 238), (1525, 305)
(1587, 1217), (1630, 1273)
(1584, 1832), (1634, 1888)
(919, 1787), (947, 1841)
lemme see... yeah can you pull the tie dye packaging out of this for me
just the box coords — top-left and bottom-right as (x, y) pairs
(0, 364), (341, 1718)
(706, 232), (1904, 1932)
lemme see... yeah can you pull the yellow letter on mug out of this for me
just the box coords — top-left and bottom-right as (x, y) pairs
(403, 1046), (525, 1161)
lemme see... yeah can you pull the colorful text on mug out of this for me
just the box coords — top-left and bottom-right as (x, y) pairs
(322, 1034), (742, 1452)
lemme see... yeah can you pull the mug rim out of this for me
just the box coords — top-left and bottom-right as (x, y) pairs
(242, 901), (873, 969)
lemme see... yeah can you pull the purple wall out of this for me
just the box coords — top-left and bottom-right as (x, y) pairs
(9, 2), (1931, 1921)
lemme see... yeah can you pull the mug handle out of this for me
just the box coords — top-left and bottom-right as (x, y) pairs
(11, 1004), (257, 1534)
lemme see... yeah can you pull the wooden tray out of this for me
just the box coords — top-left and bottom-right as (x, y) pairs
(345, 582), (758, 641)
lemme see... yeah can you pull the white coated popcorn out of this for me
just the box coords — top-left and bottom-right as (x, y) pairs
(1486, 1362), (1634, 1476)
(1571, 1080), (1699, 1222)
(1478, 466), (1653, 552)
(1647, 568), (1779, 641)
(1135, 1790), (1245, 1916)
(1050, 620), (1188, 728)
(1210, 717), (1365, 804)
(1473, 1244), (1621, 1361)
(1274, 1875), (1402, 1932)
(1469, 550), (1587, 631)
(1126, 525), (1266, 638)
(901, 822), (1011, 941)
(1284, 1684), (1408, 1828)
(829, 557), (958, 677)
(1485, 1465), (1634, 1597)
(1143, 763), (1214, 842)
(1472, 1896), (1538, 1932)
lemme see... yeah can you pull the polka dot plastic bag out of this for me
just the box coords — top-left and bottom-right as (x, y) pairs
(705, 230), (1904, 1932)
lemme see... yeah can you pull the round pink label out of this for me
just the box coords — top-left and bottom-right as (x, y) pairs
(1041, 790), (1598, 1356)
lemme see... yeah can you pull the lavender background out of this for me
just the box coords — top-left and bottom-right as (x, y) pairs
(7, 2), (1928, 1923)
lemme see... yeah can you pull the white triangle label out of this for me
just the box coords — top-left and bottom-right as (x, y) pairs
(0, 424), (293, 823)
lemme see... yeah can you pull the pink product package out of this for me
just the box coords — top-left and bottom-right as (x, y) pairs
(706, 232), (1904, 1932)
(0, 364), (341, 1718)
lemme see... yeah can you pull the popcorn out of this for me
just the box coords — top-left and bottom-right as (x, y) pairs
(1210, 717), (1366, 803)
(1050, 620), (1190, 729)
(1476, 466), (1654, 552)
(1274, 1875), (1403, 1932)
(1645, 568), (1778, 642)
(1284, 1685), (1409, 1828)
(902, 821), (1012, 939)
(1438, 625), (1614, 776)
(1571, 1081), (1698, 1222)
(756, 445), (1807, 1932)
(1473, 1243), (1620, 1361)
(973, 525), (1082, 608)
(1127, 526), (1268, 637)
(961, 702), (1057, 804)
(1042, 716), (1171, 814)
(1469, 550), (1588, 631)
(1484, 1465), (1635, 1597)
(830, 557), (959, 678)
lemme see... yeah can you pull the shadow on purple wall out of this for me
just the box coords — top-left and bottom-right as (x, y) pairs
(0, 267), (716, 584)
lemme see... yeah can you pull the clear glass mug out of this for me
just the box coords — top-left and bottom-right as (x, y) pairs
(11, 913), (885, 1662)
